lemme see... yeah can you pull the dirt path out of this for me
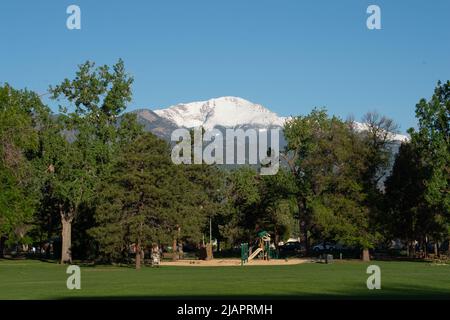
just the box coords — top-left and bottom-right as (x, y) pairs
(160, 258), (312, 267)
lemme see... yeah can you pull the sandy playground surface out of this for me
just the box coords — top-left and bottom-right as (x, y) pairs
(160, 258), (312, 267)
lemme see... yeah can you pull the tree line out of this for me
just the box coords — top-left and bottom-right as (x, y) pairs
(1, 60), (449, 267)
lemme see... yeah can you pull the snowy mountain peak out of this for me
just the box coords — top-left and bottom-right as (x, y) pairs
(352, 121), (409, 142)
(153, 96), (285, 130)
(150, 96), (408, 142)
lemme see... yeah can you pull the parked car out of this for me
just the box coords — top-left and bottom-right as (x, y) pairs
(280, 241), (304, 252)
(389, 239), (407, 250)
(312, 242), (335, 252)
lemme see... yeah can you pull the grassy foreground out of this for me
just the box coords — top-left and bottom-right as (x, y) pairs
(0, 259), (449, 299)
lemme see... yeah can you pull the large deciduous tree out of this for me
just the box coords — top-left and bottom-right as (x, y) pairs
(0, 84), (49, 255)
(355, 111), (399, 260)
(47, 59), (133, 263)
(282, 108), (328, 254)
(283, 109), (393, 260)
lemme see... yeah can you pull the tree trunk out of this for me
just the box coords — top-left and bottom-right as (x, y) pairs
(411, 241), (416, 258)
(362, 248), (370, 262)
(297, 197), (309, 255)
(304, 224), (309, 254)
(434, 242), (438, 257)
(304, 201), (310, 255)
(172, 238), (178, 261)
(448, 236), (450, 256)
(408, 240), (417, 258)
(274, 233), (279, 249)
(61, 215), (72, 264)
(206, 244), (213, 260)
(424, 237), (428, 258)
(140, 248), (145, 265)
(0, 236), (5, 258)
(135, 245), (141, 270)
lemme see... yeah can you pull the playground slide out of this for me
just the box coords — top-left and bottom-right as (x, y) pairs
(247, 247), (263, 261)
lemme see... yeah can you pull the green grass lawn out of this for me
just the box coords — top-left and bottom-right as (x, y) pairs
(0, 259), (449, 299)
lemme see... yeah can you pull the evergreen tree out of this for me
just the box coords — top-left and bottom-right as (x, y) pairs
(90, 133), (174, 267)
(90, 132), (217, 268)
(384, 142), (440, 256)
(408, 81), (450, 253)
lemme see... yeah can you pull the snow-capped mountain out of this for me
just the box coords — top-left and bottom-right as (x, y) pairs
(352, 122), (409, 143)
(130, 108), (178, 138)
(132, 96), (409, 143)
(153, 96), (286, 130)
(131, 97), (408, 179)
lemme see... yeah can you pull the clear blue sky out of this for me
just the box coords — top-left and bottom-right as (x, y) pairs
(1, 0), (449, 133)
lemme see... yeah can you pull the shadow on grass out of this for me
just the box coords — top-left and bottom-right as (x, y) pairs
(0, 257), (141, 269)
(57, 295), (450, 301)
(56, 282), (450, 300)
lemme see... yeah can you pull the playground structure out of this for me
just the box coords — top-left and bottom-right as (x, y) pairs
(241, 231), (275, 265)
(158, 230), (309, 266)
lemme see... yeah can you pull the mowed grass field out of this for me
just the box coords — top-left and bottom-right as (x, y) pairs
(0, 259), (449, 299)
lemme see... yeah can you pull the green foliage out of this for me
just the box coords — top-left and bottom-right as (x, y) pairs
(222, 167), (261, 244)
(384, 142), (446, 244)
(222, 167), (297, 246)
(90, 132), (221, 261)
(0, 84), (49, 246)
(50, 59), (132, 118)
(44, 59), (135, 262)
(2, 60), (447, 264)
(389, 80), (450, 244)
(409, 81), (450, 214)
(89, 133), (170, 260)
(283, 109), (379, 249)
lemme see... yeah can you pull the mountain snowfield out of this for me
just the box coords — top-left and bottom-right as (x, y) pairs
(151, 96), (409, 142)
(154, 96), (286, 130)
(352, 122), (409, 142)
